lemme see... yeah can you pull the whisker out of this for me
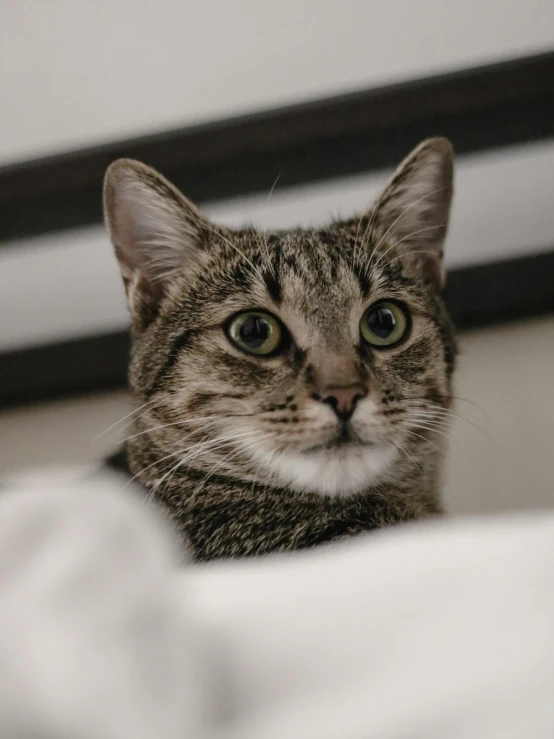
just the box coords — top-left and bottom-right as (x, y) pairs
(132, 426), (252, 495)
(203, 221), (265, 283)
(405, 421), (451, 441)
(258, 230), (277, 281)
(401, 427), (441, 451)
(123, 446), (186, 490)
(353, 211), (378, 269)
(188, 431), (271, 503)
(391, 438), (424, 473)
(117, 415), (224, 444)
(89, 398), (161, 443)
(386, 225), (445, 254)
(445, 395), (492, 423)
(115, 408), (260, 446)
(368, 228), (444, 283)
(147, 455), (186, 504)
(353, 202), (382, 270)
(155, 429), (260, 494)
(373, 187), (449, 253)
(404, 395), (492, 425)
(377, 245), (445, 272)
(185, 208), (267, 285)
(267, 173), (281, 204)
(351, 213), (365, 269)
(404, 413), (453, 432)
(404, 400), (494, 442)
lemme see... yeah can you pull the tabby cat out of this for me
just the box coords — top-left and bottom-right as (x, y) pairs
(104, 137), (456, 560)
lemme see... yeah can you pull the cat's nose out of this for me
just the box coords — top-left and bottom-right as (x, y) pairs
(319, 385), (366, 421)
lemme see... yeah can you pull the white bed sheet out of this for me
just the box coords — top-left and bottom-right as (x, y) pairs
(0, 470), (552, 738)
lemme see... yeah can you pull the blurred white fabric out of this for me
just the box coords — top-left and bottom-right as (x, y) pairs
(0, 471), (553, 739)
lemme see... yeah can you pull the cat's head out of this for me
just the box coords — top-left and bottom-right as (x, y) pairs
(104, 138), (456, 496)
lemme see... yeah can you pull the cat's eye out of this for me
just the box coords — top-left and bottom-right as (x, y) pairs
(360, 301), (410, 348)
(227, 311), (283, 356)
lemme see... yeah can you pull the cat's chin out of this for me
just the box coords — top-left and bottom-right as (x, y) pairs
(248, 442), (398, 498)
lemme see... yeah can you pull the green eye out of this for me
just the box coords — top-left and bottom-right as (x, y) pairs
(360, 301), (410, 347)
(227, 311), (283, 355)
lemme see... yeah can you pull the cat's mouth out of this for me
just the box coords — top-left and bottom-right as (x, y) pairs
(303, 423), (369, 454)
(244, 419), (397, 496)
(335, 422), (363, 446)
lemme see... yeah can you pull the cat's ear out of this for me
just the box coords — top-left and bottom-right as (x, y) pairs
(103, 159), (210, 311)
(370, 137), (454, 286)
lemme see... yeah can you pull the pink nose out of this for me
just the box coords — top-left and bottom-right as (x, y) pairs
(319, 385), (365, 421)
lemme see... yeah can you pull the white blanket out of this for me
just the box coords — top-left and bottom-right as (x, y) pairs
(0, 470), (553, 738)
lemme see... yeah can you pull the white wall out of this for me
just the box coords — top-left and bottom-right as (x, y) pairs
(444, 316), (554, 515)
(1, 0), (553, 164)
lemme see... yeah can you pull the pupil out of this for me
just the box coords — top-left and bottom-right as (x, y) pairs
(368, 307), (395, 339)
(240, 316), (269, 349)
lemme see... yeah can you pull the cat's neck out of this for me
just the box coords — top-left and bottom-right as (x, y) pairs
(121, 433), (443, 560)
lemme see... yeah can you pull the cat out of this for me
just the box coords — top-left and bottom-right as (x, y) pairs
(103, 137), (456, 561)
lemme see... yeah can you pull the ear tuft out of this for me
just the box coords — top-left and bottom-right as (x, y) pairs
(370, 137), (454, 285)
(103, 159), (210, 310)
